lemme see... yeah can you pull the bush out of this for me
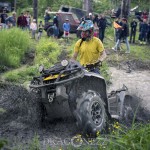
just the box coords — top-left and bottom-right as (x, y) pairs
(0, 28), (31, 68)
(35, 38), (61, 67)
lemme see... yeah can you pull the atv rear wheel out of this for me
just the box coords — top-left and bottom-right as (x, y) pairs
(74, 90), (107, 136)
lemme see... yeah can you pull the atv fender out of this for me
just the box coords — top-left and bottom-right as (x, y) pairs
(68, 71), (111, 118)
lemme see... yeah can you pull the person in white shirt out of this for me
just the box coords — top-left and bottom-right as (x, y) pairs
(30, 19), (37, 39)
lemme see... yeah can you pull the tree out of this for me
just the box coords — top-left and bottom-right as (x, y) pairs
(82, 0), (93, 14)
(33, 0), (38, 21)
(121, 0), (131, 18)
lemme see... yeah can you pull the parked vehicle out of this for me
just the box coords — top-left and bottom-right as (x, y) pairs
(0, 2), (11, 13)
(30, 60), (134, 136)
(44, 12), (80, 38)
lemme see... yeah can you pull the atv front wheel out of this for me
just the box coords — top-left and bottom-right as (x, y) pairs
(74, 90), (107, 136)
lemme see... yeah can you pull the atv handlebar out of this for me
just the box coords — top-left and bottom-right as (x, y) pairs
(85, 60), (102, 70)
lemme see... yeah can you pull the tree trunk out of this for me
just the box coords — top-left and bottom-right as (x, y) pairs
(33, 0), (38, 22)
(14, 0), (17, 12)
(82, 0), (93, 14)
(121, 0), (130, 18)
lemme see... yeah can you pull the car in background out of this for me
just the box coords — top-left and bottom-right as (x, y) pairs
(44, 11), (80, 38)
(0, 2), (11, 13)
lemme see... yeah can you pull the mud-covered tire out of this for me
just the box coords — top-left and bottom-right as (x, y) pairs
(74, 90), (107, 136)
(47, 26), (54, 37)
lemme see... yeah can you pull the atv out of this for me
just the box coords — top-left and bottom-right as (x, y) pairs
(29, 60), (133, 136)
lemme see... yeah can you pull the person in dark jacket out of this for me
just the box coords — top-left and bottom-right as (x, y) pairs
(139, 19), (148, 44)
(129, 19), (137, 43)
(98, 14), (107, 42)
(0, 9), (8, 28)
(147, 22), (150, 44)
(112, 18), (130, 53)
(17, 12), (27, 29)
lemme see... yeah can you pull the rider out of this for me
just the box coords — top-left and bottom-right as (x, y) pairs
(72, 20), (107, 74)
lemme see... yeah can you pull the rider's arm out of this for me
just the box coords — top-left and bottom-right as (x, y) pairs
(72, 51), (78, 60)
(98, 50), (107, 62)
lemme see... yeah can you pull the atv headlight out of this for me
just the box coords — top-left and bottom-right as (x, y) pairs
(61, 60), (69, 67)
(39, 65), (44, 73)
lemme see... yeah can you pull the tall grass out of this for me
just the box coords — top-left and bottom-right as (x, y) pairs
(35, 37), (61, 67)
(0, 28), (31, 67)
(97, 123), (150, 150)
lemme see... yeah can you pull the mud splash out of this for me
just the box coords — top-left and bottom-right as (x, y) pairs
(0, 83), (77, 149)
(108, 67), (150, 123)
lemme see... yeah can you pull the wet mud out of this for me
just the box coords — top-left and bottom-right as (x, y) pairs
(0, 67), (150, 149)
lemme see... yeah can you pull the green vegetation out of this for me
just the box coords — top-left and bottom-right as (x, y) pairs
(97, 123), (150, 150)
(1, 37), (61, 83)
(35, 37), (61, 67)
(0, 28), (31, 68)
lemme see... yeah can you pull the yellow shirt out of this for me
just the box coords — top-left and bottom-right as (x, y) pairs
(74, 37), (104, 66)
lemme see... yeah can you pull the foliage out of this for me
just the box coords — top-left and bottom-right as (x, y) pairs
(35, 37), (61, 68)
(3, 66), (37, 83)
(28, 134), (41, 150)
(97, 123), (150, 150)
(2, 37), (61, 83)
(0, 139), (8, 149)
(0, 28), (31, 68)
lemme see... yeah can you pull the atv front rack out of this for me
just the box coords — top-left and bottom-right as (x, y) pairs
(29, 67), (84, 89)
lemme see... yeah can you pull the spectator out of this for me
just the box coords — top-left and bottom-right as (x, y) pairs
(45, 7), (51, 15)
(93, 14), (99, 26)
(53, 15), (59, 38)
(113, 17), (122, 42)
(37, 20), (44, 40)
(112, 18), (130, 53)
(25, 11), (31, 30)
(115, 5), (121, 18)
(129, 18), (137, 43)
(17, 12), (27, 30)
(85, 13), (93, 20)
(0, 9), (8, 29)
(113, 17), (122, 50)
(5, 12), (17, 27)
(139, 19), (148, 44)
(147, 22), (150, 44)
(63, 18), (70, 41)
(44, 12), (51, 24)
(30, 19), (37, 39)
(141, 10), (148, 21)
(97, 14), (107, 43)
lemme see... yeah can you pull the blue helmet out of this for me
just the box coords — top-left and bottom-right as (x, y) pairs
(77, 20), (94, 31)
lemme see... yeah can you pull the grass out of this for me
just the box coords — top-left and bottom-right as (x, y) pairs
(96, 123), (150, 150)
(0, 28), (31, 68)
(1, 37), (62, 83)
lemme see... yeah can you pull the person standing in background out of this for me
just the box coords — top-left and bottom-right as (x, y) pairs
(139, 19), (148, 44)
(30, 19), (37, 39)
(130, 18), (137, 43)
(17, 12), (27, 30)
(97, 14), (107, 43)
(25, 11), (31, 30)
(0, 9), (8, 29)
(37, 20), (44, 40)
(63, 18), (70, 41)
